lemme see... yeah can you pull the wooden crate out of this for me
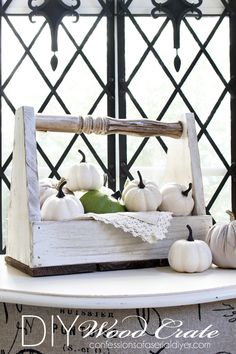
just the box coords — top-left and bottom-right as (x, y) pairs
(6, 106), (212, 276)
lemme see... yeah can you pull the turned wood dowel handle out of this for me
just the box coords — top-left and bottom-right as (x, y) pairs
(35, 114), (183, 139)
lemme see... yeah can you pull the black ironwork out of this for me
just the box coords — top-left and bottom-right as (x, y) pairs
(107, 0), (116, 191)
(0, 2), (3, 255)
(0, 0), (115, 253)
(28, 0), (80, 70)
(117, 0), (128, 189)
(151, 0), (202, 71)
(0, 0), (233, 253)
(117, 0), (231, 220)
(229, 0), (236, 215)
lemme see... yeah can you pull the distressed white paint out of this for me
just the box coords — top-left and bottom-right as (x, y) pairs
(163, 113), (206, 215)
(7, 106), (211, 270)
(7, 106), (40, 266)
(30, 215), (212, 268)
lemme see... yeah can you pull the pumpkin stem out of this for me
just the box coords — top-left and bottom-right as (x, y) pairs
(226, 210), (235, 221)
(182, 183), (192, 197)
(56, 178), (67, 198)
(78, 149), (86, 163)
(137, 171), (145, 189)
(186, 225), (194, 242)
(111, 191), (121, 200)
(103, 173), (108, 187)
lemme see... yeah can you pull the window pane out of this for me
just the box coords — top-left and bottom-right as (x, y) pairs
(124, 13), (230, 221)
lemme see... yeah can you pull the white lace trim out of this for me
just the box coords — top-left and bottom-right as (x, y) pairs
(82, 211), (172, 243)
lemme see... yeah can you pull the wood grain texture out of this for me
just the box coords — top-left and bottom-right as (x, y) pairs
(7, 108), (35, 264)
(185, 113), (206, 215)
(7, 106), (209, 276)
(163, 113), (206, 215)
(5, 256), (169, 277)
(7, 106), (40, 267)
(36, 114), (183, 138)
(30, 215), (212, 268)
(5, 256), (97, 276)
(24, 107), (41, 222)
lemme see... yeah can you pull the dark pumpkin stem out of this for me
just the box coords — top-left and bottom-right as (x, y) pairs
(186, 225), (194, 242)
(137, 171), (145, 189)
(112, 191), (121, 200)
(182, 183), (192, 197)
(103, 173), (108, 187)
(56, 179), (67, 198)
(78, 149), (86, 163)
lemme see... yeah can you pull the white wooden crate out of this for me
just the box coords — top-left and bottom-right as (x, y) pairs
(6, 106), (212, 276)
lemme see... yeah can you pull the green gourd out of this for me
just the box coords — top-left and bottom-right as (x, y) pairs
(80, 190), (126, 214)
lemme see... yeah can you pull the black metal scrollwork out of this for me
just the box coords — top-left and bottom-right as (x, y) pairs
(151, 0), (202, 71)
(28, 0), (80, 70)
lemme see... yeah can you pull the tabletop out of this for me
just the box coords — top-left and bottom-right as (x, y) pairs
(0, 256), (236, 309)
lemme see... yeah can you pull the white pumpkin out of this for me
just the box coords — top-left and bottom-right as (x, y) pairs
(206, 211), (236, 268)
(39, 178), (57, 208)
(168, 225), (212, 273)
(39, 178), (73, 208)
(41, 179), (84, 221)
(66, 150), (103, 192)
(122, 171), (162, 212)
(159, 182), (194, 216)
(99, 173), (114, 196)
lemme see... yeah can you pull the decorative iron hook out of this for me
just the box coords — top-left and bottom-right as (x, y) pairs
(151, 0), (203, 71)
(28, 0), (80, 70)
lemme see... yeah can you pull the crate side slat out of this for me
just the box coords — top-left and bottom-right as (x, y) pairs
(7, 107), (40, 266)
(185, 113), (206, 215)
(163, 113), (206, 216)
(31, 215), (212, 268)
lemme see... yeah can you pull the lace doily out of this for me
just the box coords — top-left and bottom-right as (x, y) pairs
(81, 211), (172, 243)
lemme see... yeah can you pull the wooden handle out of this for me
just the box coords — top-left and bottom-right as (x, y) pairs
(35, 114), (183, 139)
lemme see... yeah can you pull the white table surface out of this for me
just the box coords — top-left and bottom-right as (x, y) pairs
(0, 256), (236, 309)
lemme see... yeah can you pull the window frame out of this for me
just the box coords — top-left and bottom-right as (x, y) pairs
(0, 0), (235, 254)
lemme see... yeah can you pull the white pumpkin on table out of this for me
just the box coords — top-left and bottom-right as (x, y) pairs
(66, 150), (103, 192)
(168, 225), (212, 273)
(159, 182), (194, 216)
(41, 178), (84, 221)
(122, 171), (162, 212)
(206, 210), (236, 268)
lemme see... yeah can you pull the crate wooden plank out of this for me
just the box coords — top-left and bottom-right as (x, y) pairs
(5, 256), (168, 277)
(7, 107), (40, 266)
(164, 113), (205, 215)
(29, 215), (212, 268)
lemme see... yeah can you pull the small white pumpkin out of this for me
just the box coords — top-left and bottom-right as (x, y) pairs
(159, 182), (194, 216)
(41, 179), (84, 221)
(66, 150), (103, 192)
(39, 178), (73, 208)
(206, 211), (236, 268)
(168, 225), (212, 273)
(39, 178), (57, 208)
(122, 171), (162, 212)
(99, 173), (114, 196)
